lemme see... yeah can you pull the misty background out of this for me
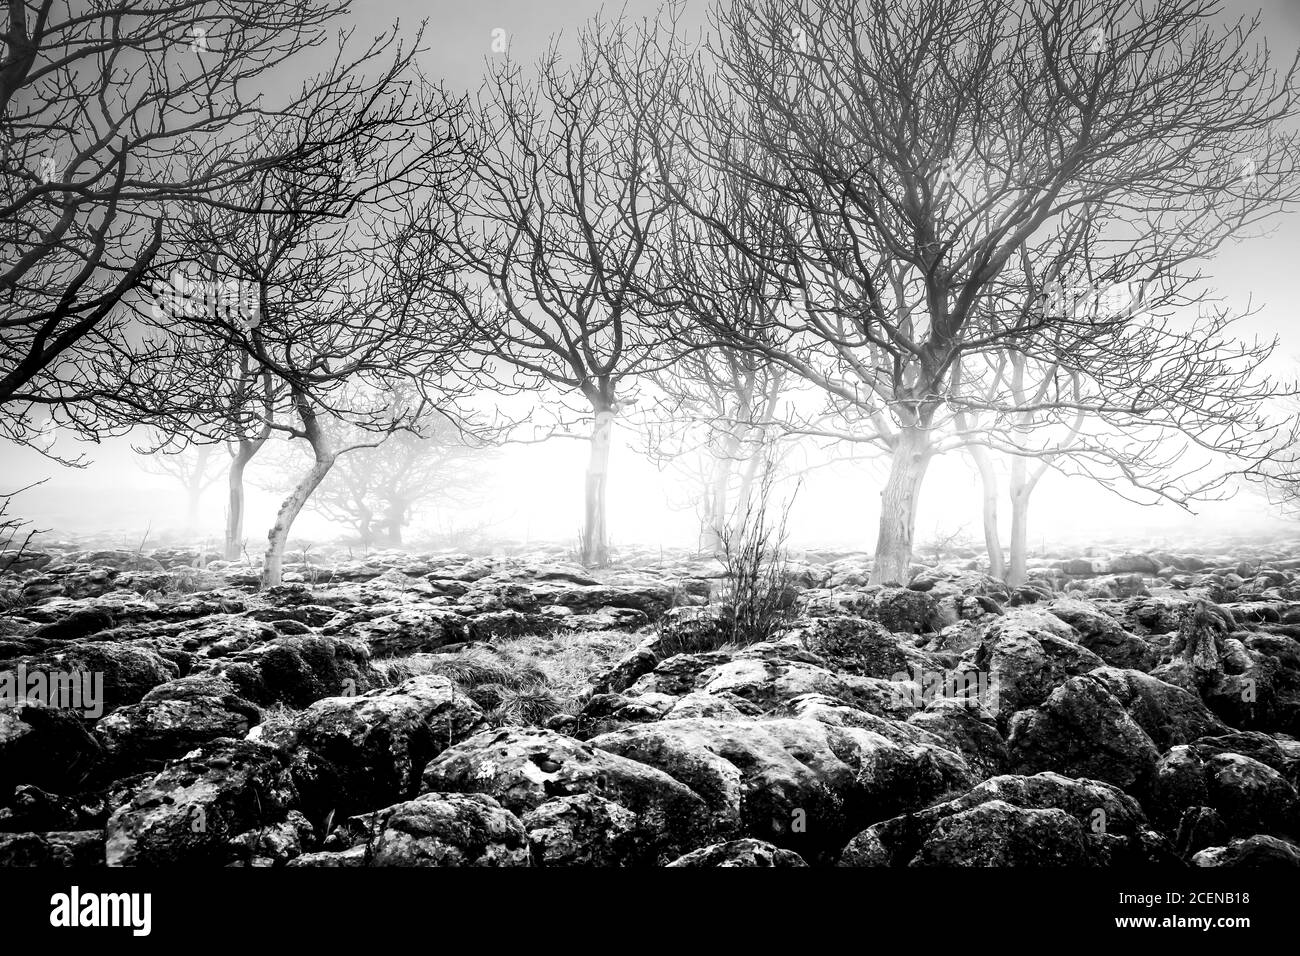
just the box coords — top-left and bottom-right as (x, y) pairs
(5, 0), (1300, 552)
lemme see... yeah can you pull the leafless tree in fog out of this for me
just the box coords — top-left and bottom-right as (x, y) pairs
(413, 21), (680, 567)
(266, 391), (496, 548)
(0, 0), (386, 447)
(643, 0), (1300, 583)
(132, 431), (224, 534)
(133, 74), (483, 587)
(641, 161), (799, 554)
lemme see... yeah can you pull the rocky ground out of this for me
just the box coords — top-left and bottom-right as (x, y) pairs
(1, 536), (1299, 867)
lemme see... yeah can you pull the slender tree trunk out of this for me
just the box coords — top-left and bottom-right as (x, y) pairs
(967, 445), (1005, 580)
(261, 453), (335, 588)
(1008, 456), (1030, 587)
(185, 481), (202, 533)
(224, 444), (255, 561)
(356, 504), (374, 549)
(733, 444), (763, 528)
(185, 446), (210, 533)
(582, 408), (616, 566)
(261, 401), (335, 589)
(703, 430), (741, 554)
(384, 500), (404, 545)
(734, 377), (780, 534)
(870, 426), (933, 586)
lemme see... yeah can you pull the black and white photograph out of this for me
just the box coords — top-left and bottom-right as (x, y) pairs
(1, 0), (1298, 938)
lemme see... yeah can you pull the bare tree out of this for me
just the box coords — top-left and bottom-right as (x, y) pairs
(645, 0), (1300, 583)
(133, 431), (225, 533)
(0, 0), (376, 445)
(637, 146), (802, 553)
(267, 394), (496, 548)
(947, 246), (1289, 585)
(135, 73), (483, 587)
(643, 351), (789, 554)
(415, 21), (679, 566)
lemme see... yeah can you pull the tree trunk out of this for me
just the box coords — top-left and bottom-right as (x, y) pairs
(733, 442), (764, 529)
(261, 403), (335, 589)
(356, 504), (374, 549)
(384, 500), (404, 546)
(185, 446), (210, 533)
(700, 461), (730, 555)
(702, 430), (741, 555)
(1008, 457), (1031, 587)
(224, 444), (255, 561)
(582, 409), (615, 566)
(967, 445), (1005, 580)
(870, 427), (933, 586)
(185, 482), (202, 533)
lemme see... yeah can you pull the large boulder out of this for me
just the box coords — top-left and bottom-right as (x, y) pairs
(1068, 574), (1149, 600)
(800, 587), (942, 634)
(1192, 731), (1299, 785)
(969, 610), (1106, 722)
(105, 738), (299, 866)
(629, 650), (920, 720)
(911, 801), (1094, 867)
(528, 581), (676, 620)
(254, 674), (486, 820)
(521, 793), (639, 866)
(93, 690), (261, 772)
(784, 616), (916, 679)
(666, 838), (808, 867)
(1192, 835), (1300, 867)
(1007, 677), (1160, 793)
(1045, 599), (1156, 670)
(907, 698), (1010, 782)
(1202, 752), (1298, 836)
(1151, 746), (1299, 836)
(839, 771), (1165, 867)
(420, 727), (713, 864)
(9, 642), (178, 714)
(341, 607), (471, 658)
(208, 634), (382, 708)
(592, 716), (973, 863)
(1086, 667), (1230, 749)
(333, 792), (530, 866)
(1108, 554), (1161, 575)
(29, 605), (116, 643)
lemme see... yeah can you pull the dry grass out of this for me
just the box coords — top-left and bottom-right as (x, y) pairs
(716, 472), (800, 646)
(250, 702), (298, 739)
(377, 630), (642, 726)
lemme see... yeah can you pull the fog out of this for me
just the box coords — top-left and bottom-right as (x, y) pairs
(5, 414), (1292, 554)
(5, 0), (1300, 556)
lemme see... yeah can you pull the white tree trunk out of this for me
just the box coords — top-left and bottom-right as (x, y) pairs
(582, 409), (616, 566)
(185, 446), (211, 533)
(870, 426), (933, 585)
(261, 451), (335, 588)
(1008, 456), (1031, 587)
(261, 399), (336, 588)
(967, 445), (1005, 580)
(702, 426), (743, 554)
(224, 448), (252, 561)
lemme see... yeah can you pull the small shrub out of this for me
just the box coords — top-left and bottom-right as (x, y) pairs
(654, 605), (735, 657)
(715, 471), (799, 646)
